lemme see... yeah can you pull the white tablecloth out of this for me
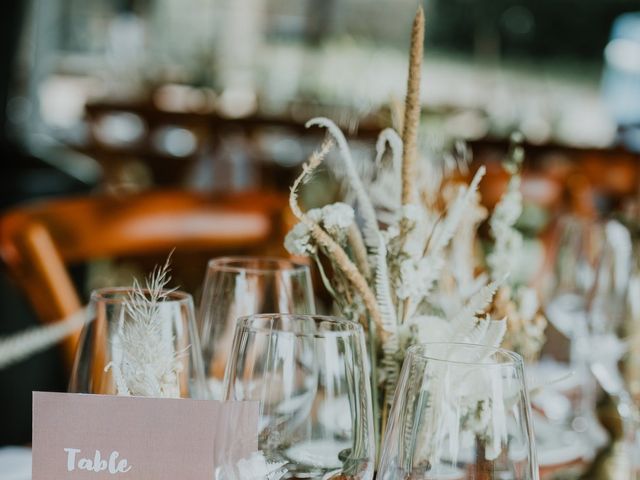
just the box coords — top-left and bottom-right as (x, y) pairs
(0, 447), (31, 480)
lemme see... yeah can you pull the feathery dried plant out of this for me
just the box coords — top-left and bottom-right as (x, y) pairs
(105, 256), (187, 398)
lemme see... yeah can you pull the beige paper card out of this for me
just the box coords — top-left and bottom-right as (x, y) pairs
(32, 392), (258, 480)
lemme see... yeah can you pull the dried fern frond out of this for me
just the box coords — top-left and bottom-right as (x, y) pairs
(428, 166), (485, 256)
(448, 280), (501, 340)
(374, 234), (399, 336)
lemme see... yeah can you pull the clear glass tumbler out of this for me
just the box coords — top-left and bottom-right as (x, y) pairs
(69, 287), (207, 399)
(222, 313), (374, 480)
(198, 257), (315, 398)
(378, 343), (538, 480)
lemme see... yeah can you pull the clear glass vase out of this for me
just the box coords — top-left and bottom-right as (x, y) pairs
(378, 343), (538, 480)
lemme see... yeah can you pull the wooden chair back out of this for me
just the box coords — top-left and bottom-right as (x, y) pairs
(0, 190), (288, 371)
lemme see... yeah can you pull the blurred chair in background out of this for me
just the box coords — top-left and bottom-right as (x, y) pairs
(0, 189), (288, 373)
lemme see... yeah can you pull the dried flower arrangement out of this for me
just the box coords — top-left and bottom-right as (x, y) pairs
(284, 6), (547, 453)
(106, 257), (187, 398)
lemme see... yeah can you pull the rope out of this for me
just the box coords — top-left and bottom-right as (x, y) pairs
(0, 308), (89, 369)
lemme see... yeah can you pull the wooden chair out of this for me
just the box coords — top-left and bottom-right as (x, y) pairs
(0, 189), (289, 371)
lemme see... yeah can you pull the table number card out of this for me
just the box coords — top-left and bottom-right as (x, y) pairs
(32, 392), (258, 480)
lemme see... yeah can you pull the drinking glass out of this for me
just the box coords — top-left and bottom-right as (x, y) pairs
(587, 220), (639, 476)
(221, 314), (374, 480)
(546, 216), (604, 340)
(69, 287), (207, 399)
(588, 220), (631, 338)
(198, 257), (315, 399)
(543, 216), (608, 463)
(378, 343), (538, 480)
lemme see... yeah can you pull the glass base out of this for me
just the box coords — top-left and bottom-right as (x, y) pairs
(261, 440), (371, 479)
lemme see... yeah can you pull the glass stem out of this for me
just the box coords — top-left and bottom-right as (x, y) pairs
(613, 390), (639, 479)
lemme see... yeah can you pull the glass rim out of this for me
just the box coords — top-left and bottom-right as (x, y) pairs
(406, 342), (523, 368)
(235, 313), (363, 338)
(90, 287), (193, 305)
(206, 256), (310, 275)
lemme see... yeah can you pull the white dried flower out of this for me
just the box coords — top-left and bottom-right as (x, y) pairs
(488, 176), (523, 281)
(321, 202), (355, 234)
(307, 208), (322, 223)
(395, 256), (443, 300)
(492, 189), (522, 228)
(396, 259), (419, 300)
(284, 223), (315, 256)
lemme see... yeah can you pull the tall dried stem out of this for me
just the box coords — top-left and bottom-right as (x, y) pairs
(348, 224), (371, 280)
(289, 141), (388, 342)
(401, 6), (425, 206)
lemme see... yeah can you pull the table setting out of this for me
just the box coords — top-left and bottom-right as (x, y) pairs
(1, 6), (640, 480)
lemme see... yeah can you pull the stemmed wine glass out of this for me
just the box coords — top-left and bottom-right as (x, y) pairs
(378, 343), (538, 480)
(220, 313), (375, 480)
(586, 219), (640, 476)
(198, 257), (316, 399)
(543, 215), (608, 461)
(546, 215), (604, 340)
(69, 287), (207, 399)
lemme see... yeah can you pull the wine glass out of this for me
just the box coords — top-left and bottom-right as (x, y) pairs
(546, 215), (604, 340)
(198, 257), (316, 399)
(378, 343), (538, 480)
(220, 313), (374, 480)
(69, 287), (207, 399)
(586, 220), (639, 476)
(587, 220), (631, 338)
(542, 216), (608, 463)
